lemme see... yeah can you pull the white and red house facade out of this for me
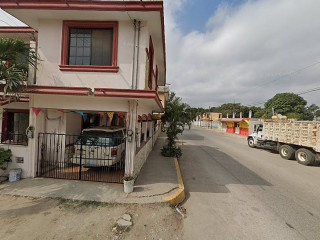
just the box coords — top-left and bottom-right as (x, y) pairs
(0, 0), (166, 181)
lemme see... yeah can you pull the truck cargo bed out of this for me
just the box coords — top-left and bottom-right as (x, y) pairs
(262, 120), (320, 152)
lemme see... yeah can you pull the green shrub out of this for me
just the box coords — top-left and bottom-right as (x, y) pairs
(0, 148), (12, 171)
(161, 146), (182, 159)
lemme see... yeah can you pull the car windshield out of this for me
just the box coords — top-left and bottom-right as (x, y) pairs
(76, 130), (115, 146)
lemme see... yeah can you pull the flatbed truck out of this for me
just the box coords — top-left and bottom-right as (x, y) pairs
(247, 120), (320, 165)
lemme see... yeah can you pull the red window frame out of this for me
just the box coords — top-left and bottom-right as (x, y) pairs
(1, 109), (29, 145)
(155, 65), (159, 90)
(148, 36), (154, 89)
(59, 21), (119, 73)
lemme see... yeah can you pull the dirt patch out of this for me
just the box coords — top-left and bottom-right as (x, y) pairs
(0, 194), (183, 240)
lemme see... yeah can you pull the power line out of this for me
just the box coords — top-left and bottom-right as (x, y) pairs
(297, 86), (320, 95)
(249, 85), (320, 107)
(252, 60), (320, 89)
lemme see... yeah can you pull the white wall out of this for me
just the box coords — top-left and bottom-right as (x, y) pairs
(36, 19), (149, 90)
(65, 113), (82, 135)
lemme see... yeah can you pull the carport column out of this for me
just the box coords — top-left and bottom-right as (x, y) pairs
(28, 95), (45, 178)
(125, 100), (138, 176)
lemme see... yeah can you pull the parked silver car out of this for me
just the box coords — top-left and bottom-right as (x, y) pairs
(70, 127), (126, 167)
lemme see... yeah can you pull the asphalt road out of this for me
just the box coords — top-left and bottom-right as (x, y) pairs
(180, 127), (320, 240)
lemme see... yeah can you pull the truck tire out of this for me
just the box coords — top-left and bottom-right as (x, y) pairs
(279, 145), (295, 160)
(248, 138), (255, 148)
(295, 148), (315, 166)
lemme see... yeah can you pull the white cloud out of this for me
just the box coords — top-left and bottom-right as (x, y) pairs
(164, 0), (320, 107)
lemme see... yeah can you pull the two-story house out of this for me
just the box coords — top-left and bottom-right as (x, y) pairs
(0, 0), (166, 184)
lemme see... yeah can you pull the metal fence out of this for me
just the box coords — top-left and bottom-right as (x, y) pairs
(0, 132), (28, 145)
(36, 132), (125, 183)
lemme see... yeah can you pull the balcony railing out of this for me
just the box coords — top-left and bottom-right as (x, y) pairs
(0, 132), (28, 146)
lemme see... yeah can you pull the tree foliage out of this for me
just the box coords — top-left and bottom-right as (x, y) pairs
(0, 148), (12, 171)
(188, 93), (318, 121)
(264, 93), (307, 119)
(0, 38), (39, 98)
(161, 92), (191, 158)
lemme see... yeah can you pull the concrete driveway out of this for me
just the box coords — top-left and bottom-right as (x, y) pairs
(180, 128), (320, 240)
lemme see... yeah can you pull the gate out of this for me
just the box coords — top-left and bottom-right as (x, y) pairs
(36, 132), (125, 183)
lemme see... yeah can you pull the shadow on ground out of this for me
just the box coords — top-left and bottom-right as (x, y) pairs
(178, 131), (272, 200)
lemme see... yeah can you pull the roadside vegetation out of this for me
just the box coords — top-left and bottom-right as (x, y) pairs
(161, 92), (197, 158)
(0, 38), (39, 98)
(192, 93), (320, 121)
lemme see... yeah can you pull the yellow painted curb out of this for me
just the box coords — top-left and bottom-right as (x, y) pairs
(163, 157), (185, 205)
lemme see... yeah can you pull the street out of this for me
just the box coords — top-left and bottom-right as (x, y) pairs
(180, 127), (320, 240)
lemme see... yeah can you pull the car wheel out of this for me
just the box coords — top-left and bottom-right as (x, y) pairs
(279, 145), (295, 160)
(295, 148), (315, 166)
(248, 138), (255, 148)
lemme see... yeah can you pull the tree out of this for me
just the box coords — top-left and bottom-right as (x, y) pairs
(304, 104), (320, 120)
(264, 93), (307, 119)
(161, 92), (189, 158)
(0, 38), (39, 98)
(183, 106), (198, 129)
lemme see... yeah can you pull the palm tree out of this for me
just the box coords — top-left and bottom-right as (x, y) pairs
(0, 38), (38, 98)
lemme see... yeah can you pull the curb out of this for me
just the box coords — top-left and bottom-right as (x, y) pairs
(163, 157), (185, 205)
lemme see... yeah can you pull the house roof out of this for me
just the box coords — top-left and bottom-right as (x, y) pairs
(221, 118), (250, 122)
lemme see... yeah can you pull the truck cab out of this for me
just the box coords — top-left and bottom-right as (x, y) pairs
(247, 124), (263, 147)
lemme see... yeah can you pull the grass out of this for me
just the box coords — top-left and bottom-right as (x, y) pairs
(55, 197), (116, 209)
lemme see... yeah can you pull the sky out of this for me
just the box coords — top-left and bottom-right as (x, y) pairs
(164, 0), (320, 107)
(1, 0), (320, 108)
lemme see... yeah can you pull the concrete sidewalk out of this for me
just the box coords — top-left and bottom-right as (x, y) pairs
(0, 133), (179, 204)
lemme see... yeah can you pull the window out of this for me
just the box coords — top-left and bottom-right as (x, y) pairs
(1, 109), (29, 145)
(60, 21), (119, 72)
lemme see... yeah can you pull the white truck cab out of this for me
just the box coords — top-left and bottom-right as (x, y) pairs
(247, 124), (263, 147)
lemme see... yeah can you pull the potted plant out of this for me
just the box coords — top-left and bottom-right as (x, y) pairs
(123, 175), (135, 193)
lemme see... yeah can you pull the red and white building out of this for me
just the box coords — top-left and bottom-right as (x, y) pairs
(0, 0), (166, 183)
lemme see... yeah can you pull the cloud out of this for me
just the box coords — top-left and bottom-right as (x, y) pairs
(164, 0), (320, 107)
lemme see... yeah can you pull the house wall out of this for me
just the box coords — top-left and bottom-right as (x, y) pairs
(36, 19), (149, 90)
(65, 113), (82, 135)
(134, 126), (160, 176)
(0, 102), (31, 178)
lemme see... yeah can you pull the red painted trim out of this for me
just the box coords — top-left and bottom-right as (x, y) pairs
(0, 1), (164, 11)
(0, 26), (37, 33)
(59, 65), (119, 73)
(155, 65), (159, 90)
(138, 115), (142, 122)
(94, 88), (164, 112)
(0, 96), (29, 106)
(148, 36), (154, 89)
(4, 109), (29, 113)
(60, 21), (118, 71)
(142, 114), (148, 121)
(24, 85), (90, 96)
(0, 0), (166, 85)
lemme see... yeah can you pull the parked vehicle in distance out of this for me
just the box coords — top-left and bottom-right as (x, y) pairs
(247, 120), (320, 166)
(70, 127), (126, 167)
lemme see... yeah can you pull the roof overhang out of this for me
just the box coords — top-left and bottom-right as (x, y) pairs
(0, 85), (164, 112)
(221, 118), (251, 122)
(0, 96), (29, 106)
(0, 26), (37, 40)
(0, 0), (166, 85)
